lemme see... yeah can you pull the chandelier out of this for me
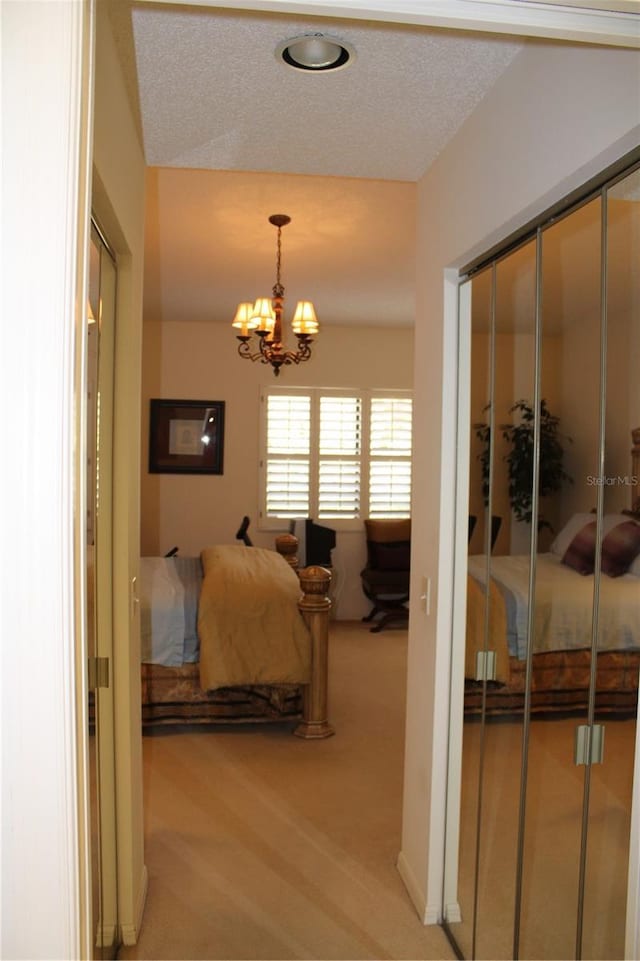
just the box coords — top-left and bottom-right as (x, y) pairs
(232, 214), (319, 376)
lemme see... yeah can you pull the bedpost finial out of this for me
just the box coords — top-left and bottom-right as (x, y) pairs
(299, 565), (331, 598)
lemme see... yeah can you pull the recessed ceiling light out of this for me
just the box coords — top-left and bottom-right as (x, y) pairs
(276, 34), (355, 73)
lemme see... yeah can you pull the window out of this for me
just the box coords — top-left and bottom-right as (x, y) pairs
(369, 396), (413, 516)
(261, 387), (412, 528)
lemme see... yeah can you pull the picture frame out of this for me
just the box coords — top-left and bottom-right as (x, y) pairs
(149, 399), (225, 474)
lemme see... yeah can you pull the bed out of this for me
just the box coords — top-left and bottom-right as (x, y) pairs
(139, 534), (334, 737)
(464, 507), (640, 716)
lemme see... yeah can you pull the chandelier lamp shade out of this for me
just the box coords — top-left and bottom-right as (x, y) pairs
(232, 214), (319, 376)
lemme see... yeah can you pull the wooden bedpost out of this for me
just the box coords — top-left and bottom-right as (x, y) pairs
(275, 533), (299, 572)
(294, 565), (334, 739)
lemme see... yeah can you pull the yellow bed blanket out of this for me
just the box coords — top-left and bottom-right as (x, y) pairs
(197, 545), (311, 691)
(465, 573), (511, 684)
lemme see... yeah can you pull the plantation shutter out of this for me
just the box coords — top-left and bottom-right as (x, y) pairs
(262, 388), (412, 525)
(369, 396), (412, 517)
(265, 393), (311, 517)
(318, 395), (361, 518)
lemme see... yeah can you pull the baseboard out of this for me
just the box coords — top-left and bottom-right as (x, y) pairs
(397, 850), (424, 919)
(396, 851), (442, 924)
(120, 864), (148, 947)
(396, 851), (441, 925)
(423, 902), (442, 925)
(95, 923), (118, 951)
(444, 901), (462, 923)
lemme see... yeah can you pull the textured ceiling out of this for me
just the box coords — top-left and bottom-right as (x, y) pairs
(130, 5), (523, 182)
(109, 3), (529, 328)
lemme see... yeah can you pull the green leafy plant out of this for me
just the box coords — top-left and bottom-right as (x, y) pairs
(475, 399), (572, 531)
(474, 416), (492, 507)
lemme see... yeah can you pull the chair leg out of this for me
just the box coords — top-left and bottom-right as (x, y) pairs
(362, 604), (381, 623)
(369, 607), (409, 633)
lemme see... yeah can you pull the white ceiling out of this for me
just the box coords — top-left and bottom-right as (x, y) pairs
(107, 1), (634, 330)
(130, 5), (522, 181)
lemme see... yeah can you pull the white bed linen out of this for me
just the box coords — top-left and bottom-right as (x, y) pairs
(140, 557), (185, 665)
(140, 556), (204, 666)
(468, 552), (640, 660)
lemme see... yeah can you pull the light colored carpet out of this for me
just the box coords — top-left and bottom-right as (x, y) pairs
(118, 621), (455, 961)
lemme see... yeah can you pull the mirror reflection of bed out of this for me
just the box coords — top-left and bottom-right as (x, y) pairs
(465, 503), (640, 715)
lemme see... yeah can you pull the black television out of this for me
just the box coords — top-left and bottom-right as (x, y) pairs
(289, 518), (336, 567)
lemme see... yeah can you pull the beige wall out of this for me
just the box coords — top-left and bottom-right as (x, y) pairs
(559, 302), (638, 522)
(560, 195), (640, 520)
(141, 319), (414, 618)
(93, 3), (147, 945)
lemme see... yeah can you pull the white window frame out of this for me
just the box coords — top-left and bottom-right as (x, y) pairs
(259, 386), (412, 531)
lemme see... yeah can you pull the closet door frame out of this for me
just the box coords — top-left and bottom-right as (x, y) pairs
(443, 277), (473, 926)
(88, 221), (119, 955)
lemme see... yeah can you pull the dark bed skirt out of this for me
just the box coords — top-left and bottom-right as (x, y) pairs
(465, 648), (640, 717)
(140, 662), (303, 726)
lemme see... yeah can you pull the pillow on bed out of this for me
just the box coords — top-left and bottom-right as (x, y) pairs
(550, 513), (596, 557)
(551, 512), (632, 557)
(603, 513), (638, 535)
(601, 520), (640, 577)
(561, 521), (597, 575)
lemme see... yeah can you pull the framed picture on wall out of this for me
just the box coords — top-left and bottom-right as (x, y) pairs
(149, 399), (225, 474)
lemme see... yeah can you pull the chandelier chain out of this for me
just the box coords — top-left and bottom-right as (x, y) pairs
(274, 225), (284, 296)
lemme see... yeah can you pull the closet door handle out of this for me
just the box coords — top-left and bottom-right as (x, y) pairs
(574, 724), (605, 765)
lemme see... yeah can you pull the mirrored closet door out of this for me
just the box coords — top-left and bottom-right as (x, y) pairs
(445, 160), (640, 961)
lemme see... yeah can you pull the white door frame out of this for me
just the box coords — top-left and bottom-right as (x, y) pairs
(1, 0), (94, 957)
